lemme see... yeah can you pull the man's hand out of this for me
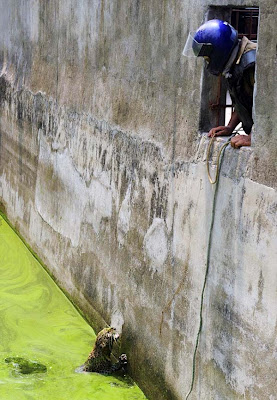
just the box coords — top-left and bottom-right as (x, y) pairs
(208, 126), (233, 137)
(231, 134), (251, 148)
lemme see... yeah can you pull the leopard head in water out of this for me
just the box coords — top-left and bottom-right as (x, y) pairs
(93, 327), (119, 357)
(76, 327), (126, 374)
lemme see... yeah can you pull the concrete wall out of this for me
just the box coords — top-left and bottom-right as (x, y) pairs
(0, 1), (277, 399)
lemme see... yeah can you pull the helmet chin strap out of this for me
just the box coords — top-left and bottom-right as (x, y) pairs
(222, 41), (240, 77)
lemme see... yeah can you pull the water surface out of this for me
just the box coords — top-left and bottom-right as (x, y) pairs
(0, 216), (146, 400)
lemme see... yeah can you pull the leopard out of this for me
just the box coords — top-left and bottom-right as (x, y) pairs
(76, 327), (127, 374)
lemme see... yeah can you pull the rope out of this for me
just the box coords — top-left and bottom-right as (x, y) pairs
(185, 134), (234, 400)
(206, 133), (236, 184)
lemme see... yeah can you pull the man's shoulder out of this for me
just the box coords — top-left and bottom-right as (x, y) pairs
(236, 37), (257, 65)
(240, 49), (256, 70)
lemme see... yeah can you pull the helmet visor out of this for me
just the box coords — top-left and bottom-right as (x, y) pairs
(182, 32), (213, 58)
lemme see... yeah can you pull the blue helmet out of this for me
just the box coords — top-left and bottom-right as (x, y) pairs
(192, 19), (238, 76)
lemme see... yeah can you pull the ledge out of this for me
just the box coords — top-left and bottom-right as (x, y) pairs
(195, 133), (253, 183)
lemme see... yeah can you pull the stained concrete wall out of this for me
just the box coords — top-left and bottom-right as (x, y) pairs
(0, 1), (277, 399)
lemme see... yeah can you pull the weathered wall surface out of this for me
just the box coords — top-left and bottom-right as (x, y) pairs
(0, 1), (277, 399)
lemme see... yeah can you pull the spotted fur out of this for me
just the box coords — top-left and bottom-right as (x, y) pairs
(78, 327), (127, 374)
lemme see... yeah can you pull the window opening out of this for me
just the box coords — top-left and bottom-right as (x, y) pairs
(205, 7), (259, 133)
(224, 8), (259, 133)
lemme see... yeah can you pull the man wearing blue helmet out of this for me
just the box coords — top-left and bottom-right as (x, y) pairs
(183, 19), (256, 148)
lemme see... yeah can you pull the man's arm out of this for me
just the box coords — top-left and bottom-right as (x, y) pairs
(207, 110), (251, 148)
(208, 111), (241, 137)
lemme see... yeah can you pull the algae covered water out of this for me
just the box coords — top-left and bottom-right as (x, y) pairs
(0, 216), (147, 400)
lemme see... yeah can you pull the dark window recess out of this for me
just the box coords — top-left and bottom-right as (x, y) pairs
(224, 8), (259, 129)
(200, 7), (259, 133)
(231, 8), (259, 42)
(211, 8), (259, 131)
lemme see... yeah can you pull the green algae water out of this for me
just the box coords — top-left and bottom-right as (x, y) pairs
(0, 216), (147, 400)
